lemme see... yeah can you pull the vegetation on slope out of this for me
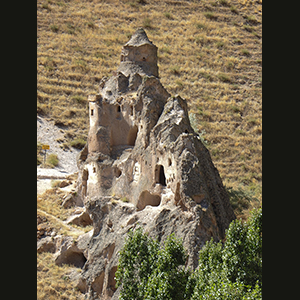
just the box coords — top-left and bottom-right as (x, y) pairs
(37, 188), (92, 299)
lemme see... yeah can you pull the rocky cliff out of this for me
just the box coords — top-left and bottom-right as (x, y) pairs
(57, 28), (235, 299)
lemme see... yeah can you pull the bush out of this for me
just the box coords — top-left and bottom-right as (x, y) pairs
(49, 24), (59, 32)
(70, 138), (86, 149)
(46, 153), (59, 167)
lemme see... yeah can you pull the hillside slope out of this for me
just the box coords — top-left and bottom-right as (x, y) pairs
(37, 0), (261, 203)
(37, 1), (261, 298)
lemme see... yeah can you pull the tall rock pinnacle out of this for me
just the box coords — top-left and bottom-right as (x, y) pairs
(71, 28), (236, 299)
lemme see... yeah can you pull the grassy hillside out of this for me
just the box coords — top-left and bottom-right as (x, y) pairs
(37, 0), (262, 239)
(37, 2), (261, 296)
(38, 0), (261, 204)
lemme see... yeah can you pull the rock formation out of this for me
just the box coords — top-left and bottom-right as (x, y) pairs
(72, 28), (236, 299)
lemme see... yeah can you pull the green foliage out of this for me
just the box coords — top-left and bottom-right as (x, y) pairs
(224, 208), (262, 287)
(143, 18), (152, 29)
(46, 153), (59, 167)
(191, 207), (262, 299)
(71, 95), (85, 104)
(226, 186), (259, 214)
(70, 138), (86, 149)
(217, 72), (232, 83)
(116, 208), (262, 299)
(49, 24), (59, 32)
(115, 228), (191, 300)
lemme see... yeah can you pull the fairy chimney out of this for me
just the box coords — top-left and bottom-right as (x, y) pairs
(75, 28), (236, 299)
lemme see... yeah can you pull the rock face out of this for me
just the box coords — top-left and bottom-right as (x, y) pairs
(75, 28), (236, 299)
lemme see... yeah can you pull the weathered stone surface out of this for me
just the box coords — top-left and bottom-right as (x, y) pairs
(62, 190), (83, 208)
(118, 28), (158, 77)
(54, 232), (92, 268)
(73, 28), (236, 299)
(37, 236), (56, 253)
(65, 207), (93, 227)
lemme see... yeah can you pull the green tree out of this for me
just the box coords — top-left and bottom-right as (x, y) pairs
(115, 228), (191, 300)
(115, 207), (262, 299)
(191, 207), (262, 299)
(222, 207), (262, 288)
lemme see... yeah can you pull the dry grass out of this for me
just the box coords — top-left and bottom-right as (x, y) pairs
(37, 1), (261, 295)
(37, 189), (70, 221)
(37, 252), (82, 299)
(37, 188), (92, 299)
(37, 188), (92, 235)
(37, 0), (261, 204)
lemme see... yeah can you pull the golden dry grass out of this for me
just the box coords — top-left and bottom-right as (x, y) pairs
(37, 188), (92, 236)
(37, 0), (261, 199)
(37, 188), (92, 299)
(37, 1), (261, 296)
(37, 252), (82, 299)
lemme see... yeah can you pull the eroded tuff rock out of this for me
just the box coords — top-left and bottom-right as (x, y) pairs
(74, 28), (236, 299)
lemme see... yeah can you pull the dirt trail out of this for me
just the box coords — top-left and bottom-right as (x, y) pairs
(37, 209), (85, 235)
(37, 116), (82, 194)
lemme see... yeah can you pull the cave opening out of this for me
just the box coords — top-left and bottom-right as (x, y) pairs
(155, 164), (166, 186)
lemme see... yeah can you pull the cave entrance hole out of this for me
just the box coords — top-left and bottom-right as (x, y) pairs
(137, 190), (161, 211)
(155, 164), (166, 186)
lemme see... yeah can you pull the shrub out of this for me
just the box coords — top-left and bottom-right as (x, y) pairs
(71, 95), (85, 104)
(230, 6), (238, 14)
(49, 24), (59, 32)
(241, 48), (250, 56)
(143, 18), (152, 29)
(204, 12), (217, 20)
(219, 0), (229, 6)
(46, 153), (59, 167)
(195, 23), (206, 30)
(217, 72), (231, 82)
(164, 12), (173, 19)
(170, 65), (180, 75)
(70, 138), (86, 149)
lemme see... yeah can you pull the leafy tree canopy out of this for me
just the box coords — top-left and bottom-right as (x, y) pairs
(115, 207), (262, 300)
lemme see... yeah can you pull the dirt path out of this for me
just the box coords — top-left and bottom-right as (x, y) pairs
(37, 209), (86, 237)
(37, 116), (81, 173)
(37, 116), (82, 194)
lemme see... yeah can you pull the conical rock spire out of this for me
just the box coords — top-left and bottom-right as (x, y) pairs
(125, 28), (154, 47)
(118, 28), (158, 77)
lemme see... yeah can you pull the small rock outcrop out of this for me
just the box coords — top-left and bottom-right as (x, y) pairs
(74, 28), (236, 299)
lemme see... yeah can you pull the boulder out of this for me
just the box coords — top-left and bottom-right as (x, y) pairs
(54, 231), (92, 268)
(37, 236), (56, 253)
(65, 207), (93, 227)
